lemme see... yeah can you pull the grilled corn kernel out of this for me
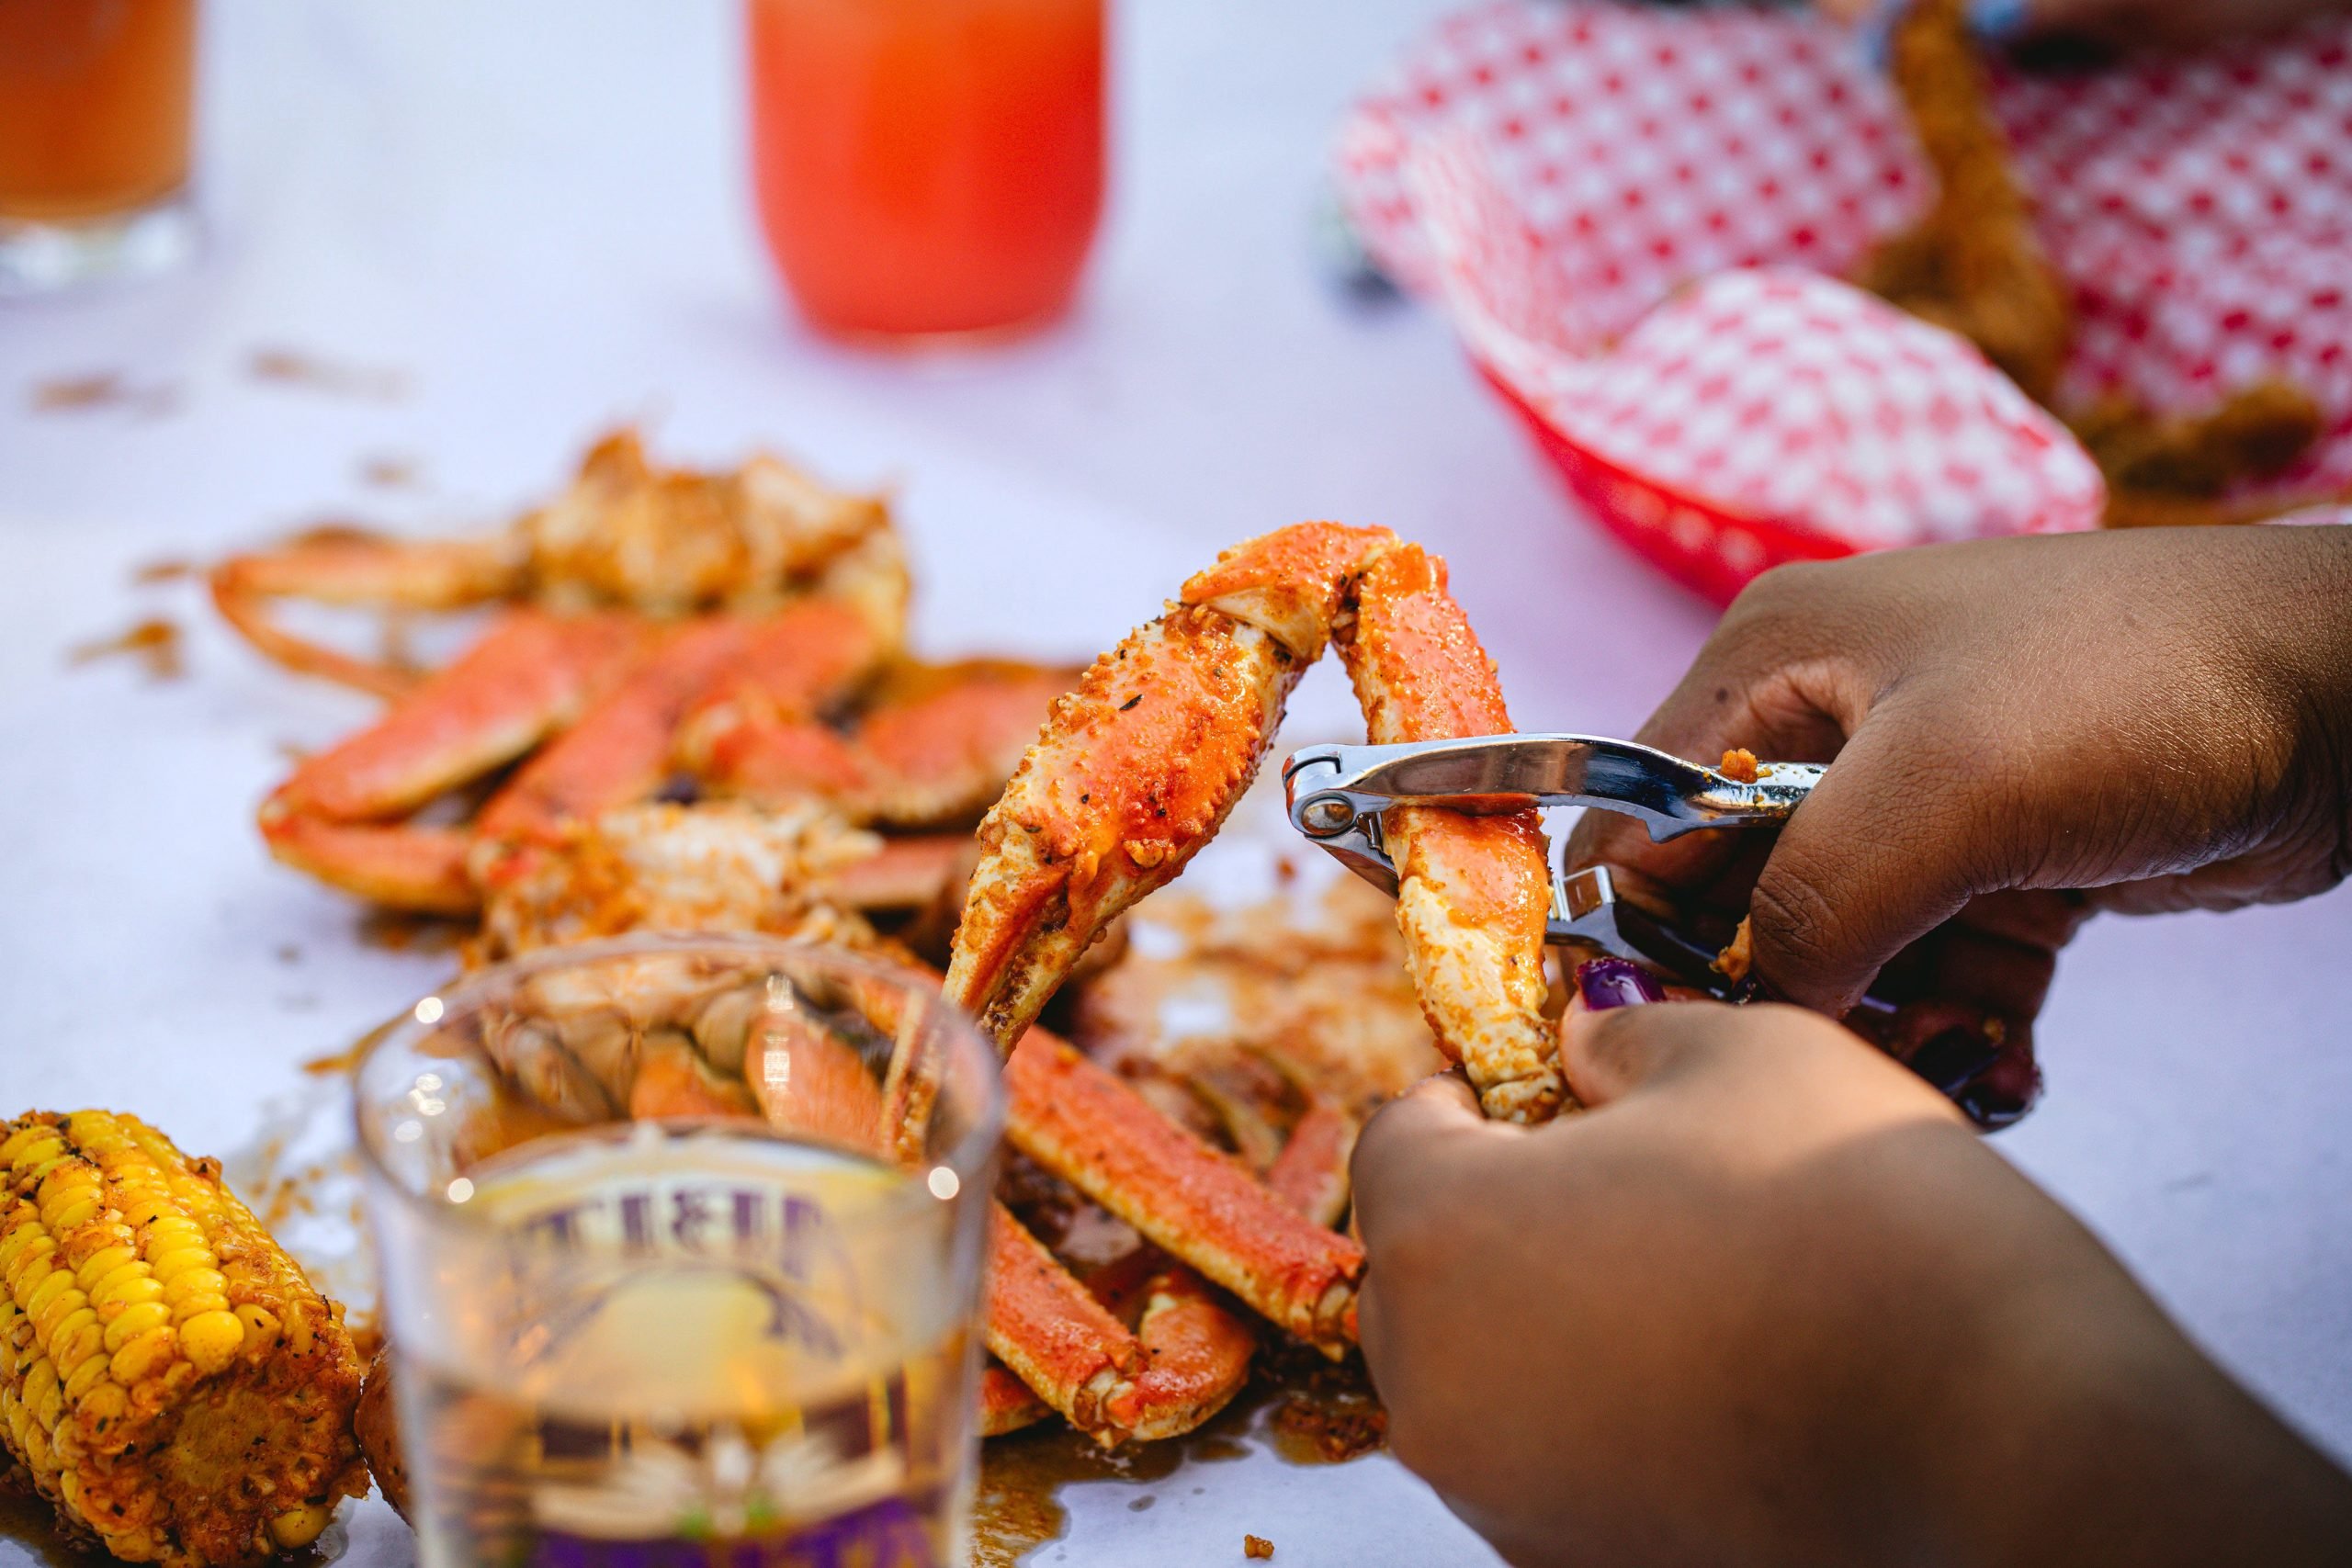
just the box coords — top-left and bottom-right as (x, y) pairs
(62, 1348), (113, 1405)
(107, 1323), (175, 1383)
(162, 1267), (228, 1308)
(179, 1309), (245, 1374)
(74, 1246), (137, 1291)
(24, 1269), (76, 1326)
(102, 1301), (174, 1353)
(149, 1245), (212, 1281)
(269, 1502), (333, 1550)
(2, 1110), (370, 1566)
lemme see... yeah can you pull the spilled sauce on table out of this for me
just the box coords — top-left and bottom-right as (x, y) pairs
(972, 1347), (1385, 1567)
(66, 618), (184, 679)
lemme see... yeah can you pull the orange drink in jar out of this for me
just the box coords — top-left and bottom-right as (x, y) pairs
(0, 0), (200, 291)
(746, 0), (1105, 344)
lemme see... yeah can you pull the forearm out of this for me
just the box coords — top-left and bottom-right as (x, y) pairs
(2083, 523), (2352, 914)
(2271, 525), (2352, 878)
(1910, 1213), (2352, 1565)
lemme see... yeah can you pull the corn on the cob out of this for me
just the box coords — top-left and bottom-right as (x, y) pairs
(0, 1111), (369, 1566)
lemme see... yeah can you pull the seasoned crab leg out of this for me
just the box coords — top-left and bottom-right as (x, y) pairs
(1002, 1031), (1359, 1351)
(210, 430), (900, 695)
(1262, 1100), (1358, 1230)
(261, 601), (898, 914)
(1087, 1250), (1263, 1443)
(685, 661), (1077, 829)
(985, 1206), (1148, 1437)
(983, 1055), (1363, 1441)
(485, 598), (896, 844)
(932, 523), (1558, 1418)
(211, 528), (524, 697)
(476, 617), (763, 844)
(1322, 543), (1558, 1124)
(947, 603), (1301, 1045)
(949, 521), (1562, 1122)
(979, 1364), (1053, 1438)
(259, 611), (649, 909)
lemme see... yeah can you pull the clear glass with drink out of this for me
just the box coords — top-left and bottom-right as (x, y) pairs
(0, 0), (201, 293)
(356, 935), (1002, 1567)
(744, 0), (1106, 344)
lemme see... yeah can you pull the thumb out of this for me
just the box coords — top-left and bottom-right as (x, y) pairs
(1558, 983), (1747, 1108)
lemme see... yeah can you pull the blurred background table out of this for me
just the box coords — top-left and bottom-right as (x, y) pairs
(2, 3), (2346, 1563)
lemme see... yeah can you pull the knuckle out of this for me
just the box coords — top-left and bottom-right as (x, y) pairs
(1747, 865), (1852, 990)
(1727, 559), (1822, 622)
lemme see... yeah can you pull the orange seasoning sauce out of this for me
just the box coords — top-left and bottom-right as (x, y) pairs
(972, 1349), (1386, 1564)
(0, 0), (196, 222)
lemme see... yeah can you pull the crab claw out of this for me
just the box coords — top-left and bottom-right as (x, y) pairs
(944, 607), (1303, 1048)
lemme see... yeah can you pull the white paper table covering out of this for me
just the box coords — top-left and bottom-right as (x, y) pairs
(0, 4), (2346, 1564)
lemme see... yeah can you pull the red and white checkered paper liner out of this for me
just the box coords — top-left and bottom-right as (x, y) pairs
(1336, 3), (2352, 601)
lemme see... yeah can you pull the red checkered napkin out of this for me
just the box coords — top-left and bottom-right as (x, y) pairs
(1337, 2), (2352, 600)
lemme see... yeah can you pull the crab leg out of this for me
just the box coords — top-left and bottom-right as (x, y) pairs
(946, 604), (1306, 1044)
(742, 1003), (890, 1152)
(685, 660), (1073, 829)
(260, 600), (891, 914)
(984, 1207), (1148, 1438)
(211, 529), (526, 698)
(937, 523), (1564, 1389)
(261, 819), (477, 914)
(477, 618), (763, 842)
(837, 965), (1258, 1447)
(629, 1033), (760, 1120)
(979, 1364), (1052, 1438)
(1012, 1087), (1359, 1444)
(1003, 1029), (1360, 1352)
(266, 611), (643, 825)
(1328, 544), (1562, 1122)
(471, 597), (897, 845)
(1262, 1101), (1359, 1230)
(1085, 1250), (1262, 1443)
(257, 612), (649, 908)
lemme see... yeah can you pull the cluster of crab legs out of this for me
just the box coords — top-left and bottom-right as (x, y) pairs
(217, 434), (2018, 1447)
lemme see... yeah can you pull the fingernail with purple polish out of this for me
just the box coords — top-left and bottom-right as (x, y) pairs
(1577, 956), (1665, 1011)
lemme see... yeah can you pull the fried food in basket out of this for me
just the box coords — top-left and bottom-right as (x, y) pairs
(1859, 0), (2333, 524)
(0, 1111), (369, 1566)
(1856, 0), (2071, 406)
(2074, 380), (2336, 527)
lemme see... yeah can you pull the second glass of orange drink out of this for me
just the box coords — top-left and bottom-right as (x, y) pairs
(746, 0), (1105, 344)
(0, 0), (201, 292)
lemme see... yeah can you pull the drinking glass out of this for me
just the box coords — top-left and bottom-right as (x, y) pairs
(356, 935), (1001, 1567)
(0, 0), (200, 293)
(745, 0), (1105, 344)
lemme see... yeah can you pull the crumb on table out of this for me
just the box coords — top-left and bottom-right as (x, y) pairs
(1244, 1535), (1275, 1560)
(1720, 748), (1759, 784)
